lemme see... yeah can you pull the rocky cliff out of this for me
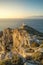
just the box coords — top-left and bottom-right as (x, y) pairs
(0, 24), (43, 65)
(0, 25), (43, 59)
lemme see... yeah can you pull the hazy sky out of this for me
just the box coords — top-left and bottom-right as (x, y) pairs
(0, 0), (43, 18)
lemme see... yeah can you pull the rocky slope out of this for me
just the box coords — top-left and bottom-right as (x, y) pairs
(0, 24), (43, 65)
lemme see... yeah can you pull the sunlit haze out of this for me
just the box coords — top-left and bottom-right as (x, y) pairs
(0, 0), (43, 18)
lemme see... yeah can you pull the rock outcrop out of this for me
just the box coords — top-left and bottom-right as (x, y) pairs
(0, 24), (43, 65)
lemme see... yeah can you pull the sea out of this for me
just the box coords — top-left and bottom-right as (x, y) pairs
(0, 19), (43, 32)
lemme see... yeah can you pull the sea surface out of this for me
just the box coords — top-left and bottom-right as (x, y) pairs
(0, 19), (43, 32)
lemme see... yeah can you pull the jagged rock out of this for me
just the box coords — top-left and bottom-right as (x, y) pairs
(13, 29), (31, 48)
(0, 28), (13, 52)
(0, 24), (43, 64)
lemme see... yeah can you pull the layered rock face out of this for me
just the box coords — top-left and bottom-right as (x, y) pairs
(3, 28), (13, 51)
(13, 29), (31, 48)
(0, 28), (13, 53)
(13, 28), (31, 57)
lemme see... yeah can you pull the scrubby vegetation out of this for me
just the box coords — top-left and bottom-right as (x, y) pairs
(0, 54), (23, 65)
(30, 42), (39, 47)
(32, 52), (43, 64)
